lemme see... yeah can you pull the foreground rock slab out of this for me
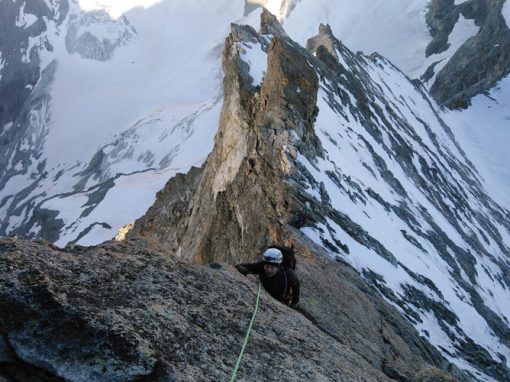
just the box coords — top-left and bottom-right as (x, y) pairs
(0, 237), (462, 381)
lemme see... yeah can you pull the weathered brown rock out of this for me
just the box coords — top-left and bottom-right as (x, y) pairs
(130, 18), (322, 266)
(305, 23), (339, 61)
(131, 165), (204, 252)
(260, 8), (287, 37)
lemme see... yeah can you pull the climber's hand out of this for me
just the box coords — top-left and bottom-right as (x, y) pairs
(246, 274), (257, 282)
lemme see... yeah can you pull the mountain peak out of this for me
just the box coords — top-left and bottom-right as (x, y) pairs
(306, 23), (340, 63)
(260, 7), (287, 37)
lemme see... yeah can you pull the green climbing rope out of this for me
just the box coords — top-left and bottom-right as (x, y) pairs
(229, 282), (262, 382)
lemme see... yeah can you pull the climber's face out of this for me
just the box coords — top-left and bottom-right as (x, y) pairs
(264, 263), (279, 278)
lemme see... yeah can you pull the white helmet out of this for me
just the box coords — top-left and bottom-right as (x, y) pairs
(262, 248), (283, 264)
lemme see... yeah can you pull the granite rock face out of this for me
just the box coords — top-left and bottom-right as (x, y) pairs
(0, 236), (461, 382)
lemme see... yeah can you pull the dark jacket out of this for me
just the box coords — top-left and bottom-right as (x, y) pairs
(235, 261), (300, 306)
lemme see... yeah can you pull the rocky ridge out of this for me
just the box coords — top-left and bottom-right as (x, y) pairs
(1, 5), (509, 382)
(0, 10), (469, 382)
(131, 14), (322, 265)
(131, 10), (510, 381)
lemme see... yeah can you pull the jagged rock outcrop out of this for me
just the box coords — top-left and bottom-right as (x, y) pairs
(0, 236), (462, 381)
(305, 24), (339, 62)
(131, 10), (322, 266)
(425, 0), (510, 108)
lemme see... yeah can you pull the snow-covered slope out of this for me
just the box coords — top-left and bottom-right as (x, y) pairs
(230, 21), (510, 381)
(446, 74), (510, 211)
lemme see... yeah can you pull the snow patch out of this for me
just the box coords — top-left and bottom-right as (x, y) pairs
(16, 2), (39, 28)
(246, 0), (295, 21)
(240, 41), (267, 86)
(47, 169), (172, 246)
(78, 0), (163, 20)
(503, 0), (510, 29)
(3, 122), (13, 133)
(22, 35), (42, 63)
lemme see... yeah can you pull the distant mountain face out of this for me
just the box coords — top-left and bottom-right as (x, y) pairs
(284, 0), (510, 109)
(0, 0), (70, 241)
(426, 0), (510, 109)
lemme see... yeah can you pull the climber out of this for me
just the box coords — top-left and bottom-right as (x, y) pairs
(235, 247), (300, 308)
